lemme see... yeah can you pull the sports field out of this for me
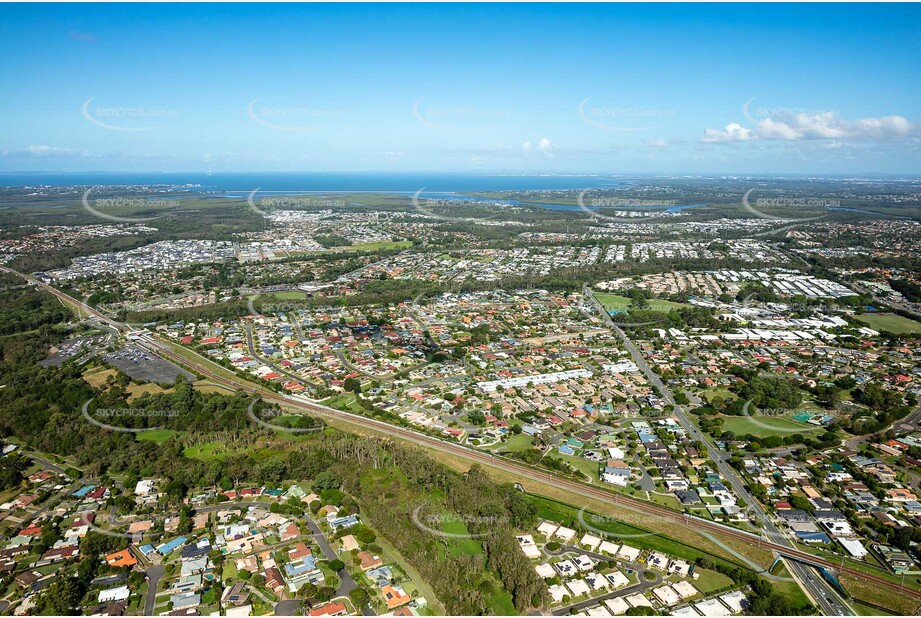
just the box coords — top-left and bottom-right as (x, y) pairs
(720, 415), (820, 439)
(855, 313), (921, 334)
(595, 293), (685, 312)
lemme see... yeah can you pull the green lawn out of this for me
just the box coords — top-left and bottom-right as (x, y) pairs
(183, 441), (258, 461)
(136, 429), (180, 443)
(529, 495), (742, 570)
(595, 293), (686, 313)
(719, 414), (820, 439)
(692, 567), (734, 594)
(769, 564), (813, 613)
(348, 240), (413, 252)
(486, 433), (535, 453)
(855, 313), (921, 334)
(558, 453), (600, 481)
(270, 291), (307, 300)
(701, 388), (736, 403)
(441, 518), (484, 558)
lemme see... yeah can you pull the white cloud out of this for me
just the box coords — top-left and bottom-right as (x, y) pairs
(700, 123), (757, 143)
(701, 113), (916, 143)
(538, 137), (553, 152)
(0, 145), (96, 158)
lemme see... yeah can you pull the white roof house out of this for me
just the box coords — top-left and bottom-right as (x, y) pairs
(599, 540), (620, 556)
(98, 585), (130, 603)
(537, 521), (559, 537)
(604, 597), (630, 615)
(606, 569), (631, 589)
(618, 544), (641, 562)
(565, 579), (591, 598)
(719, 590), (747, 614)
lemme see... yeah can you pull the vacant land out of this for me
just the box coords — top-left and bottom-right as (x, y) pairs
(595, 293), (685, 312)
(349, 240), (413, 252)
(486, 433), (534, 453)
(855, 313), (921, 334)
(136, 429), (180, 443)
(691, 567), (735, 594)
(720, 415), (820, 439)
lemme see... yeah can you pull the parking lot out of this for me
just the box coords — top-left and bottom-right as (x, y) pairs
(39, 335), (108, 367)
(102, 345), (195, 385)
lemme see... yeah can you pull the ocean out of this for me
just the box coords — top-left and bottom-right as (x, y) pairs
(0, 172), (622, 193)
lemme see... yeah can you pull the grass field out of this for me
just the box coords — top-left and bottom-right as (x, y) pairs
(83, 367), (117, 388)
(441, 518), (484, 558)
(701, 388), (736, 403)
(558, 453), (600, 482)
(183, 441), (257, 461)
(529, 495), (744, 570)
(486, 433), (535, 453)
(192, 379), (236, 394)
(768, 564), (813, 613)
(594, 293), (685, 313)
(270, 291), (308, 300)
(855, 313), (921, 334)
(691, 567), (735, 594)
(127, 382), (171, 400)
(719, 415), (820, 439)
(348, 240), (412, 252)
(136, 429), (179, 443)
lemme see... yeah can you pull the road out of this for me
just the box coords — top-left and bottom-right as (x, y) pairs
(547, 543), (661, 615)
(244, 323), (315, 388)
(305, 518), (358, 598)
(9, 268), (921, 611)
(144, 564), (167, 615)
(582, 283), (855, 616)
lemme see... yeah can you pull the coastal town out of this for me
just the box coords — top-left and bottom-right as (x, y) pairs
(0, 177), (919, 617)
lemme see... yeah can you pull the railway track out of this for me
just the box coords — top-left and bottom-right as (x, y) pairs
(17, 272), (921, 604)
(140, 335), (921, 603)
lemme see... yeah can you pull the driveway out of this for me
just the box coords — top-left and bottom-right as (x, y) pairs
(275, 599), (303, 615)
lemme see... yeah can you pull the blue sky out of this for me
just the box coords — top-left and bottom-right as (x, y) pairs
(0, 3), (918, 174)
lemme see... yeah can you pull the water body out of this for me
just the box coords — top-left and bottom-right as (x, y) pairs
(402, 192), (705, 213)
(0, 172), (622, 192)
(0, 172), (707, 213)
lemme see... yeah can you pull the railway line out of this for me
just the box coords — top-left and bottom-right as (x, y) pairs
(10, 268), (921, 608)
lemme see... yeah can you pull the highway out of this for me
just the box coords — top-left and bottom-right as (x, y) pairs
(582, 284), (856, 616)
(8, 267), (921, 613)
